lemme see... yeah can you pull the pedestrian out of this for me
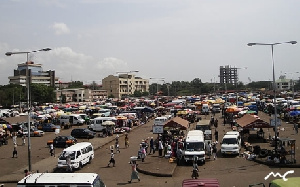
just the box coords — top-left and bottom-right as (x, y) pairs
(293, 121), (298, 134)
(214, 129), (219, 142)
(212, 142), (217, 160)
(22, 135), (26, 146)
(107, 149), (115, 167)
(140, 144), (146, 162)
(12, 132), (17, 145)
(158, 139), (163, 158)
(24, 169), (30, 177)
(12, 144), (18, 158)
(128, 157), (140, 183)
(207, 141), (211, 159)
(115, 135), (120, 153)
(125, 133), (129, 148)
(66, 155), (72, 172)
(149, 137), (155, 154)
(49, 143), (54, 157)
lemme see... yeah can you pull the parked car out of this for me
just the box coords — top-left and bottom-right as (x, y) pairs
(37, 123), (61, 132)
(47, 135), (77, 148)
(71, 128), (96, 139)
(23, 127), (45, 137)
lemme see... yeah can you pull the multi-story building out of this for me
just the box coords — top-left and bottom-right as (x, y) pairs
(102, 74), (149, 98)
(8, 61), (58, 87)
(54, 88), (107, 103)
(276, 75), (293, 90)
(219, 65), (238, 86)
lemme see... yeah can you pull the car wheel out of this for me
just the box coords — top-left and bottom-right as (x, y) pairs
(79, 162), (83, 169)
(88, 157), (92, 164)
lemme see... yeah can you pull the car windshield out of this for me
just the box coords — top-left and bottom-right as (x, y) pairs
(185, 142), (204, 151)
(59, 151), (76, 160)
(222, 138), (237, 144)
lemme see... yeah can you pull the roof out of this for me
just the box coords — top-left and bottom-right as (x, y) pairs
(18, 173), (99, 184)
(182, 178), (220, 187)
(0, 116), (34, 125)
(163, 116), (189, 130)
(236, 114), (271, 128)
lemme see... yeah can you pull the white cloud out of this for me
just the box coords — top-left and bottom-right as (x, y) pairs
(40, 47), (128, 83)
(51, 22), (70, 35)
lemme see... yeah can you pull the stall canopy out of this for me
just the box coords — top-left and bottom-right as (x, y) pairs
(164, 117), (189, 130)
(236, 114), (271, 128)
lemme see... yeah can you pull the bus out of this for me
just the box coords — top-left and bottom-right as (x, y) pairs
(17, 173), (106, 187)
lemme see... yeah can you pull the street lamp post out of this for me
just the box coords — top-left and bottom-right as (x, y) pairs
(5, 48), (51, 171)
(247, 41), (297, 154)
(116, 70), (139, 97)
(150, 78), (165, 107)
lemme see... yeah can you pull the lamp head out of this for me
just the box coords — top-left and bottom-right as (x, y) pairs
(247, 43), (256, 46)
(289, 41), (297, 45)
(5, 52), (12, 56)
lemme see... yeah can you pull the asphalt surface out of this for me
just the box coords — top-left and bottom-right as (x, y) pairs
(0, 111), (300, 187)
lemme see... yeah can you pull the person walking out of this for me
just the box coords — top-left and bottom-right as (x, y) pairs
(66, 155), (72, 172)
(115, 135), (120, 153)
(212, 142), (217, 160)
(128, 158), (140, 183)
(214, 129), (219, 142)
(22, 135), (26, 146)
(158, 139), (163, 158)
(49, 143), (55, 157)
(125, 133), (129, 148)
(293, 121), (298, 134)
(149, 137), (155, 155)
(12, 143), (18, 158)
(107, 150), (115, 167)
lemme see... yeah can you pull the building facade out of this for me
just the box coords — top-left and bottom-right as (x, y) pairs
(8, 61), (58, 87)
(54, 88), (108, 103)
(102, 74), (149, 98)
(219, 65), (238, 85)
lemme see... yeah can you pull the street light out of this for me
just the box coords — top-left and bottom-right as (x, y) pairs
(150, 78), (165, 95)
(5, 48), (52, 171)
(247, 41), (297, 154)
(116, 70), (139, 97)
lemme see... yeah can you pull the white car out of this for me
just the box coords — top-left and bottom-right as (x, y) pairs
(23, 127), (45, 137)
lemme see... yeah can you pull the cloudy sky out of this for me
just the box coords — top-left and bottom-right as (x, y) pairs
(1, 0), (300, 85)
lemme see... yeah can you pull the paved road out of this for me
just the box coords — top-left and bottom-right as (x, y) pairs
(1, 111), (300, 187)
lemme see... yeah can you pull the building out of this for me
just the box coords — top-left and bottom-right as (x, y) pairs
(219, 65), (238, 86)
(54, 88), (107, 103)
(8, 61), (58, 87)
(102, 74), (149, 98)
(276, 75), (293, 90)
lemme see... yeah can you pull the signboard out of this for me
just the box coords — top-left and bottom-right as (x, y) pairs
(152, 125), (163, 134)
(270, 118), (281, 127)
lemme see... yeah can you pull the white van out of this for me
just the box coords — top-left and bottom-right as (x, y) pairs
(58, 114), (85, 127)
(154, 116), (168, 126)
(221, 132), (241, 156)
(57, 142), (94, 170)
(201, 104), (209, 115)
(181, 130), (206, 165)
(17, 173), (106, 187)
(88, 116), (117, 132)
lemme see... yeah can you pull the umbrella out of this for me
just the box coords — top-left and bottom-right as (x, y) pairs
(102, 121), (115, 126)
(289, 110), (300, 117)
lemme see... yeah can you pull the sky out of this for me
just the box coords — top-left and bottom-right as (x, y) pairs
(1, 0), (300, 86)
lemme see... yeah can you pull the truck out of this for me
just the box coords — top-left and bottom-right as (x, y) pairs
(195, 120), (212, 151)
(180, 130), (206, 165)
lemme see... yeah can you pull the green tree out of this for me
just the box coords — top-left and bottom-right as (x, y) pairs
(31, 84), (55, 104)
